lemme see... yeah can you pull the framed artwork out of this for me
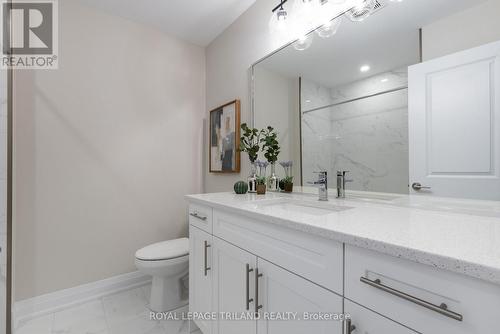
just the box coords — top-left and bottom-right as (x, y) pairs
(209, 100), (241, 173)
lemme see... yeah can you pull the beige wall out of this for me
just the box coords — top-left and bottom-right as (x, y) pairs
(13, 0), (205, 301)
(422, 0), (500, 61)
(205, 0), (298, 192)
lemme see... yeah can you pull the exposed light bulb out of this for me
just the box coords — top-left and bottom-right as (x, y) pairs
(293, 34), (313, 51)
(269, 4), (288, 34)
(316, 17), (342, 38)
(276, 6), (287, 21)
(360, 65), (371, 72)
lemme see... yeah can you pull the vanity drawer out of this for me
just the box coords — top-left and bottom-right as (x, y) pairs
(345, 245), (500, 334)
(188, 203), (213, 233)
(213, 209), (343, 294)
(345, 300), (417, 334)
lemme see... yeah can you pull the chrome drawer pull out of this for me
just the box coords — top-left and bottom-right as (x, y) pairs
(255, 268), (263, 315)
(204, 241), (211, 276)
(190, 212), (207, 221)
(246, 264), (254, 311)
(360, 277), (463, 322)
(345, 318), (356, 334)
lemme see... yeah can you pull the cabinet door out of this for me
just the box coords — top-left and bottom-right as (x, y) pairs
(408, 40), (500, 200)
(189, 226), (214, 334)
(344, 300), (417, 334)
(213, 237), (257, 334)
(256, 259), (343, 334)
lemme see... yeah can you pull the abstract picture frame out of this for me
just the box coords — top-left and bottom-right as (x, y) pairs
(209, 100), (241, 173)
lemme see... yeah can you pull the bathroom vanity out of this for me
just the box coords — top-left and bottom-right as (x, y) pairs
(187, 191), (500, 334)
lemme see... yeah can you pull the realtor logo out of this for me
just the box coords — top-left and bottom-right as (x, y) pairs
(1, 0), (58, 69)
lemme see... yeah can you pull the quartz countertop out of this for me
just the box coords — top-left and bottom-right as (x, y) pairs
(186, 189), (500, 285)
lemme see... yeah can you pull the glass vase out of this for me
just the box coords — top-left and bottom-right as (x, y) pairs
(247, 162), (257, 193)
(268, 163), (279, 192)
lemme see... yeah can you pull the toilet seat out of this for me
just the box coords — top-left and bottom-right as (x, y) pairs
(135, 237), (189, 261)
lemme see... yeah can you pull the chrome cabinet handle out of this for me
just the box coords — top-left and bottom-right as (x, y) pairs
(246, 264), (254, 311)
(204, 241), (211, 276)
(255, 268), (263, 315)
(412, 183), (431, 191)
(190, 212), (207, 221)
(345, 318), (356, 334)
(360, 277), (463, 321)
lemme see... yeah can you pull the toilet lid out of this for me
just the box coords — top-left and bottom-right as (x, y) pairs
(135, 238), (189, 261)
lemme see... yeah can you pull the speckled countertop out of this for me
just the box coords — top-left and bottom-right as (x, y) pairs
(186, 189), (500, 285)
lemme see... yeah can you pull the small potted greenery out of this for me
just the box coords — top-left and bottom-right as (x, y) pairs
(281, 176), (294, 193)
(279, 161), (294, 192)
(240, 123), (262, 193)
(256, 176), (267, 195)
(261, 126), (280, 191)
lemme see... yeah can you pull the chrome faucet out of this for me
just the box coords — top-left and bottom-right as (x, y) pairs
(309, 171), (328, 201)
(337, 171), (353, 198)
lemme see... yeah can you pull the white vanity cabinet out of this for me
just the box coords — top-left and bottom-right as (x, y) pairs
(256, 258), (343, 334)
(188, 201), (500, 334)
(188, 205), (344, 334)
(212, 237), (257, 334)
(189, 226), (214, 334)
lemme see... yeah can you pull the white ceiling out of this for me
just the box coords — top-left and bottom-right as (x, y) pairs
(77, 0), (256, 46)
(258, 0), (487, 88)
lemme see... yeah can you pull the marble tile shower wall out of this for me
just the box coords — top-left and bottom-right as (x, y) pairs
(301, 68), (409, 194)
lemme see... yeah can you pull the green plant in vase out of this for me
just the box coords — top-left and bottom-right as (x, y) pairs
(261, 126), (281, 192)
(256, 176), (267, 195)
(240, 123), (263, 193)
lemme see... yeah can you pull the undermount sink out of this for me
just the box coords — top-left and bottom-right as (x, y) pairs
(255, 199), (353, 216)
(347, 192), (401, 202)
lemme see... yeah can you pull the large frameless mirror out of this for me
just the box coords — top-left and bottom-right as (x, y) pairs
(253, 0), (487, 195)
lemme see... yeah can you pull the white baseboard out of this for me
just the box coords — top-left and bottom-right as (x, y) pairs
(13, 271), (151, 328)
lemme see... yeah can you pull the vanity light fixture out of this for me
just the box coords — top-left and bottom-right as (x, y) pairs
(270, 0), (400, 51)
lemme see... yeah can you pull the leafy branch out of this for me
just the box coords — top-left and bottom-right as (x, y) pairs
(260, 126), (280, 164)
(239, 123), (262, 163)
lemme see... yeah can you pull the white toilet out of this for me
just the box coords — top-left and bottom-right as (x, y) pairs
(135, 238), (189, 312)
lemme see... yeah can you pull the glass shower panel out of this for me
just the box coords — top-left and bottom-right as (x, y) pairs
(301, 88), (409, 194)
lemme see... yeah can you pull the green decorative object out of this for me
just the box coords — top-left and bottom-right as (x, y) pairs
(234, 181), (249, 194)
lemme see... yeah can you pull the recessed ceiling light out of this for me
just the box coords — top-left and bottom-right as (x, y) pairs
(360, 65), (370, 73)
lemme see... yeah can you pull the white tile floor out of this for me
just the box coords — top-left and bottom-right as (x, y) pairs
(15, 284), (200, 334)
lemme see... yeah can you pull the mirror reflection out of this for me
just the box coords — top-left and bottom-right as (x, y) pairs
(253, 0), (488, 196)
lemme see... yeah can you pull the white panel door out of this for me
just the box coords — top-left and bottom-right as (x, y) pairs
(213, 237), (257, 334)
(409, 41), (500, 200)
(344, 300), (417, 334)
(189, 226), (214, 334)
(256, 259), (343, 334)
